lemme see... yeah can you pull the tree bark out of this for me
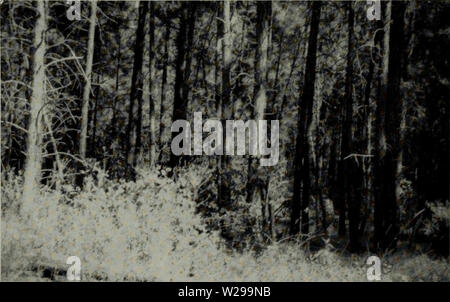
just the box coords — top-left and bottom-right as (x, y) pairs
(148, 1), (156, 167)
(22, 0), (47, 216)
(79, 0), (97, 160)
(360, 19), (380, 250)
(373, 0), (406, 251)
(90, 74), (101, 158)
(169, 2), (196, 168)
(126, 0), (148, 167)
(290, 1), (322, 235)
(111, 29), (121, 142)
(336, 2), (358, 250)
(218, 0), (232, 207)
(158, 23), (170, 164)
(246, 1), (272, 237)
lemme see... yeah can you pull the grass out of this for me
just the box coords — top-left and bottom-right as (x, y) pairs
(1, 167), (448, 282)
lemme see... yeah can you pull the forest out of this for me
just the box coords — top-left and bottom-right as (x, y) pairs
(1, 0), (449, 281)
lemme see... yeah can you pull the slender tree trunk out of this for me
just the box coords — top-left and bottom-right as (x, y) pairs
(4, 101), (12, 169)
(79, 0), (97, 160)
(218, 0), (232, 206)
(271, 31), (284, 106)
(215, 2), (224, 202)
(43, 111), (64, 190)
(290, 1), (322, 235)
(169, 3), (196, 168)
(222, 0), (232, 121)
(232, 3), (247, 116)
(278, 30), (302, 119)
(374, 1), (392, 250)
(183, 4), (196, 109)
(148, 1), (156, 167)
(336, 2), (358, 251)
(90, 74), (101, 158)
(215, 2), (223, 117)
(253, 1), (271, 128)
(126, 0), (148, 167)
(22, 0), (47, 216)
(361, 20), (379, 250)
(373, 0), (406, 251)
(246, 1), (272, 237)
(158, 23), (170, 164)
(396, 0), (417, 230)
(111, 31), (121, 141)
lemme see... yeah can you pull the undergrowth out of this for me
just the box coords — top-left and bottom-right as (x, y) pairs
(1, 166), (448, 281)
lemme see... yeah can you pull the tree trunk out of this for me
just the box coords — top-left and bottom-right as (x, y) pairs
(22, 0), (47, 216)
(215, 2), (224, 204)
(148, 1), (156, 167)
(246, 0), (272, 237)
(360, 18), (381, 250)
(90, 74), (101, 159)
(290, 1), (322, 235)
(158, 24), (170, 164)
(169, 2), (196, 168)
(218, 0), (232, 207)
(126, 0), (148, 167)
(373, 0), (406, 251)
(79, 0), (97, 160)
(111, 30), (121, 141)
(336, 2), (360, 251)
(215, 1), (223, 117)
(253, 1), (271, 129)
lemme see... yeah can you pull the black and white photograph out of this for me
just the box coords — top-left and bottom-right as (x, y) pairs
(1, 0), (449, 284)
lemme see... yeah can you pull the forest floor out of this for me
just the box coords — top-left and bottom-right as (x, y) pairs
(1, 167), (448, 282)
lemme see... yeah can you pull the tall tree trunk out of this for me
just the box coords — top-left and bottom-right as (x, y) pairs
(290, 1), (322, 235)
(126, 0), (148, 167)
(222, 0), (232, 122)
(22, 0), (47, 216)
(396, 0), (417, 231)
(215, 2), (224, 204)
(111, 30), (121, 141)
(79, 0), (97, 160)
(253, 1), (271, 129)
(360, 19), (381, 250)
(158, 23), (170, 164)
(336, 2), (359, 251)
(214, 2), (223, 117)
(218, 0), (232, 207)
(90, 74), (101, 158)
(148, 1), (156, 167)
(246, 0), (272, 237)
(169, 2), (197, 168)
(373, 0), (406, 251)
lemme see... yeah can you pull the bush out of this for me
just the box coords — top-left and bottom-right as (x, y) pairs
(1, 165), (448, 281)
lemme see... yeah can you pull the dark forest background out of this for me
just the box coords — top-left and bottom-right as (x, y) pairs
(1, 0), (449, 281)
